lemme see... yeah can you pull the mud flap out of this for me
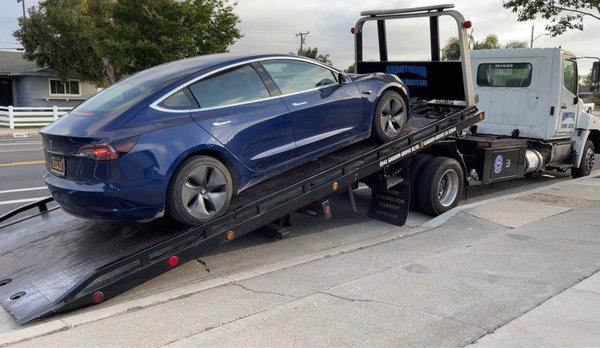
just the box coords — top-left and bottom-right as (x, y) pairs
(367, 161), (411, 226)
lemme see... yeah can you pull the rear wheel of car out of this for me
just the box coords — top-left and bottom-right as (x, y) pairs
(417, 157), (464, 216)
(572, 140), (594, 178)
(167, 156), (233, 226)
(371, 90), (408, 142)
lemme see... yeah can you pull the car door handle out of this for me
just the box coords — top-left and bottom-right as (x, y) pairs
(292, 101), (308, 107)
(561, 104), (568, 110)
(212, 121), (231, 126)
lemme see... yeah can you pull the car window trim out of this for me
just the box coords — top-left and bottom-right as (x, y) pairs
(258, 59), (339, 96)
(150, 56), (341, 113)
(187, 63), (273, 109)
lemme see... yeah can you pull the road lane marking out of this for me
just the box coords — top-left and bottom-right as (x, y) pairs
(0, 148), (43, 153)
(0, 186), (47, 194)
(0, 160), (45, 167)
(0, 141), (42, 146)
(0, 197), (48, 205)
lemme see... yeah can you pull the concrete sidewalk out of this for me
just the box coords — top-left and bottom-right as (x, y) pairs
(1, 173), (600, 346)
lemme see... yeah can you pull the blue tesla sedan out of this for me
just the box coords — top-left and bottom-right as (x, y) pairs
(40, 53), (409, 225)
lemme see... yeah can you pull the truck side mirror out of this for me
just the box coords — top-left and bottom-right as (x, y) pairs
(592, 61), (600, 83)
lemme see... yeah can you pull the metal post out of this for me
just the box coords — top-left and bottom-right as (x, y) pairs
(8, 105), (14, 129)
(530, 25), (534, 48)
(52, 105), (58, 120)
(377, 20), (388, 62)
(430, 16), (440, 61)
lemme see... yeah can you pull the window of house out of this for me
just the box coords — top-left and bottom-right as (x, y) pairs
(188, 65), (271, 108)
(476, 63), (533, 87)
(49, 79), (81, 96)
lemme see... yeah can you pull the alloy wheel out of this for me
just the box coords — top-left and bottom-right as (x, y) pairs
(379, 96), (407, 138)
(181, 165), (229, 218)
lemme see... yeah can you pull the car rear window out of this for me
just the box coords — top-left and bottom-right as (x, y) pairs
(69, 62), (197, 117)
(476, 63), (533, 88)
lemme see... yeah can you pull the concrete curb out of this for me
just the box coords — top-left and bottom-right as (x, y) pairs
(422, 169), (600, 229)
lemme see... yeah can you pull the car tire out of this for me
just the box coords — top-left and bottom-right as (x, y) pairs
(417, 157), (464, 216)
(409, 154), (433, 210)
(371, 90), (408, 142)
(167, 155), (233, 226)
(572, 140), (595, 178)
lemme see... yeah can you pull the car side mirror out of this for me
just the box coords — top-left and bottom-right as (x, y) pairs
(574, 96), (579, 105)
(339, 72), (350, 84)
(592, 61), (600, 83)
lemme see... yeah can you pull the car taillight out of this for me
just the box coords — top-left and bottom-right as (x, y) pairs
(77, 143), (119, 161)
(76, 137), (138, 161)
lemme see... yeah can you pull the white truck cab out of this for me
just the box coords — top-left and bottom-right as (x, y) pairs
(470, 48), (600, 177)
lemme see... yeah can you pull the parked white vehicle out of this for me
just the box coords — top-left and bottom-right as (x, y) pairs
(471, 48), (600, 177)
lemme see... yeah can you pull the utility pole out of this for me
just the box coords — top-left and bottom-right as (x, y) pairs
(295, 31), (310, 53)
(530, 24), (534, 48)
(17, 0), (26, 19)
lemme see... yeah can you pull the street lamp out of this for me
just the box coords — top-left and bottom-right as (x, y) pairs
(529, 25), (550, 48)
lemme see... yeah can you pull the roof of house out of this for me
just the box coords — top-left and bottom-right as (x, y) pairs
(0, 50), (54, 77)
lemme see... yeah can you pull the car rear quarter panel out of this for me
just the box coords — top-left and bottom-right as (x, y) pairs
(117, 108), (257, 198)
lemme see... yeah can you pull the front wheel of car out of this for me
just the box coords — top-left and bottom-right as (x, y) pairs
(371, 90), (408, 142)
(167, 155), (233, 226)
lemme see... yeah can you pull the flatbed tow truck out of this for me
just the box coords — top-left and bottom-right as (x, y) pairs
(0, 5), (484, 324)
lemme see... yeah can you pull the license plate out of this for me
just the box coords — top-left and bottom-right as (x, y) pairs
(50, 155), (65, 176)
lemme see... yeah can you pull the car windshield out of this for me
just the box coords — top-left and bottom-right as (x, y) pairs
(70, 63), (196, 117)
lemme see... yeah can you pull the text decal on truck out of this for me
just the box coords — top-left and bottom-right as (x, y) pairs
(379, 127), (457, 167)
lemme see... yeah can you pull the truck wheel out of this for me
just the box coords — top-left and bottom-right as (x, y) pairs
(409, 154), (433, 210)
(572, 140), (595, 178)
(371, 90), (408, 142)
(418, 157), (464, 216)
(167, 156), (233, 226)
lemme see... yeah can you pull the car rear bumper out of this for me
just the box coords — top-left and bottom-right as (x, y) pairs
(44, 173), (164, 221)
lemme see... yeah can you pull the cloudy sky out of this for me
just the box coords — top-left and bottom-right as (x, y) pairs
(1, 0), (599, 72)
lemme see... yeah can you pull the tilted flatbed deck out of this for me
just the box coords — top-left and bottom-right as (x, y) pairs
(0, 105), (482, 324)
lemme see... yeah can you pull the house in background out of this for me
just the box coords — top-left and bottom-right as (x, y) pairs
(0, 51), (99, 107)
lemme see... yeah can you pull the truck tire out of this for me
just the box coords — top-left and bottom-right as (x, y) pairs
(371, 90), (408, 142)
(167, 155), (233, 226)
(417, 157), (464, 216)
(572, 140), (595, 178)
(409, 154), (433, 210)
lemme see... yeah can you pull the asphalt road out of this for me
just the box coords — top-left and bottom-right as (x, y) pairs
(0, 134), (596, 217)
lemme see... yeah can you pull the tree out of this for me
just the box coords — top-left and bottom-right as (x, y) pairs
(504, 40), (529, 49)
(297, 46), (332, 65)
(504, 0), (600, 36)
(441, 34), (527, 60)
(14, 0), (242, 86)
(345, 62), (356, 73)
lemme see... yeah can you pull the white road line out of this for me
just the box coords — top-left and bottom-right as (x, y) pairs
(0, 197), (48, 205)
(0, 186), (47, 194)
(0, 148), (43, 153)
(0, 142), (42, 146)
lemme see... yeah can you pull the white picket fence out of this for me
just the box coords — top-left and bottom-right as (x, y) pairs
(0, 106), (72, 129)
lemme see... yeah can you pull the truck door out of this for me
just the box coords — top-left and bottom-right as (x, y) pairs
(557, 58), (579, 137)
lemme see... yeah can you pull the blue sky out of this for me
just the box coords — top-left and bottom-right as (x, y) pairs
(1, 0), (599, 73)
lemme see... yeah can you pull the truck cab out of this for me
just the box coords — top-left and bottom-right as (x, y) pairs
(472, 48), (597, 140)
(469, 48), (600, 179)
